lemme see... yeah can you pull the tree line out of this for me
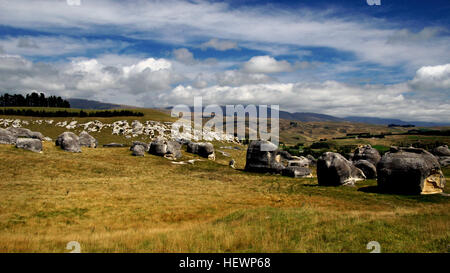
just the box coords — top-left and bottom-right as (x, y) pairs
(0, 92), (70, 108)
(0, 109), (144, 118)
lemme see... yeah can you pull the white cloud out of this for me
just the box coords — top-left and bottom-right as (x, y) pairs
(172, 48), (196, 65)
(216, 70), (276, 86)
(200, 38), (239, 51)
(0, 0), (448, 68)
(410, 63), (450, 90)
(242, 56), (292, 74)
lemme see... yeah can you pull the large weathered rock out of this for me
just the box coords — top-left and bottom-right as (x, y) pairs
(78, 131), (98, 148)
(317, 152), (366, 186)
(287, 156), (310, 168)
(352, 144), (381, 166)
(7, 127), (43, 140)
(55, 132), (81, 153)
(282, 166), (312, 178)
(0, 128), (17, 144)
(131, 144), (146, 156)
(354, 159), (377, 179)
(149, 138), (182, 159)
(187, 142), (215, 160)
(306, 155), (317, 165)
(130, 141), (149, 152)
(432, 145), (450, 157)
(15, 138), (42, 153)
(431, 145), (450, 167)
(244, 140), (284, 173)
(377, 147), (446, 195)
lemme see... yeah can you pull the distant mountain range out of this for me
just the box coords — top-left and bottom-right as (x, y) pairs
(68, 98), (122, 110)
(68, 98), (449, 127)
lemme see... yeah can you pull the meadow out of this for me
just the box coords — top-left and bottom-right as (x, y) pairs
(0, 108), (449, 253)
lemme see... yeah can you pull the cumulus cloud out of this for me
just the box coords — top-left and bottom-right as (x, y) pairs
(172, 48), (196, 65)
(409, 63), (450, 91)
(0, 0), (449, 67)
(242, 56), (292, 74)
(216, 70), (276, 86)
(200, 38), (239, 51)
(0, 54), (449, 122)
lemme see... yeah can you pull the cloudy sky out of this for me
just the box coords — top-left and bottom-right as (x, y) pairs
(0, 0), (449, 122)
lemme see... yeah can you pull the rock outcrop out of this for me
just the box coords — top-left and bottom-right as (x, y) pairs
(78, 131), (98, 148)
(244, 140), (284, 173)
(187, 142), (215, 160)
(55, 132), (81, 153)
(352, 144), (381, 166)
(149, 138), (182, 160)
(354, 159), (377, 179)
(131, 144), (146, 156)
(7, 127), (43, 140)
(377, 147), (446, 194)
(15, 138), (42, 153)
(317, 152), (366, 186)
(0, 128), (17, 144)
(431, 145), (450, 167)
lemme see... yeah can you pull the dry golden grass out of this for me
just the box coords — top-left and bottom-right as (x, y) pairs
(0, 141), (449, 253)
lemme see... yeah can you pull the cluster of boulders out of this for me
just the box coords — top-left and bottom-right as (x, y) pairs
(0, 127), (45, 153)
(56, 131), (97, 153)
(431, 145), (450, 167)
(244, 140), (313, 178)
(128, 139), (217, 162)
(1, 118), (238, 143)
(244, 141), (447, 195)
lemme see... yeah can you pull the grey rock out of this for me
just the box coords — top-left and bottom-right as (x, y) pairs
(131, 144), (145, 156)
(187, 142), (215, 160)
(0, 128), (17, 144)
(306, 155), (317, 165)
(103, 143), (125, 147)
(282, 166), (312, 178)
(437, 156), (450, 167)
(130, 141), (149, 152)
(288, 156), (310, 168)
(7, 127), (43, 140)
(244, 140), (284, 174)
(56, 132), (81, 153)
(149, 138), (182, 159)
(432, 145), (450, 157)
(377, 147), (446, 195)
(352, 144), (381, 166)
(229, 159), (236, 169)
(15, 138), (42, 153)
(317, 152), (366, 186)
(78, 131), (98, 148)
(354, 159), (377, 179)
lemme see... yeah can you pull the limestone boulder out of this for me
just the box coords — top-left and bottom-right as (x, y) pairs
(78, 131), (98, 148)
(244, 140), (284, 174)
(55, 132), (81, 153)
(15, 138), (42, 153)
(7, 127), (43, 140)
(352, 144), (381, 166)
(0, 128), (17, 144)
(354, 159), (377, 179)
(377, 147), (446, 194)
(317, 152), (366, 186)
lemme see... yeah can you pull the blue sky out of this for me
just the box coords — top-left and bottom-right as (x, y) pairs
(0, 0), (449, 122)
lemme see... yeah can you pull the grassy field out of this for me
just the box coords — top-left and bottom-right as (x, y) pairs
(0, 109), (449, 252)
(0, 142), (448, 253)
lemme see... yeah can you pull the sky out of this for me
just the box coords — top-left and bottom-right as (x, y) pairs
(0, 0), (449, 122)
